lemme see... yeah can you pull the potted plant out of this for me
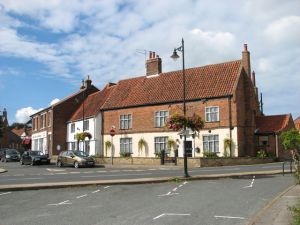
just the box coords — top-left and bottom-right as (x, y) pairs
(166, 112), (204, 133)
(105, 140), (112, 156)
(223, 138), (232, 157)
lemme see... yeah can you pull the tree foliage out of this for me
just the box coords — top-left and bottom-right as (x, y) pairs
(280, 128), (300, 151)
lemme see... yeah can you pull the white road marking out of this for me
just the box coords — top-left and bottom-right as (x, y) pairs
(153, 213), (191, 220)
(13, 174), (25, 176)
(0, 192), (12, 196)
(46, 168), (66, 172)
(92, 190), (100, 193)
(83, 171), (94, 174)
(172, 188), (178, 191)
(179, 184), (183, 188)
(104, 186), (110, 189)
(96, 171), (107, 173)
(69, 172), (81, 174)
(55, 172), (68, 175)
(183, 181), (188, 185)
(76, 194), (87, 199)
(215, 215), (245, 220)
(196, 168), (239, 172)
(243, 176), (255, 189)
(158, 193), (179, 197)
(48, 200), (72, 206)
(283, 196), (299, 198)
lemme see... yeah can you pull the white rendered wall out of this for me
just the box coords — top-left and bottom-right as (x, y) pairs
(103, 127), (238, 158)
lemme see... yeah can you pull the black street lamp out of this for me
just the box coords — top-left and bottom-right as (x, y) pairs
(171, 38), (190, 178)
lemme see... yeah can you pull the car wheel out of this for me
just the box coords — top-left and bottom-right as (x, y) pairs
(57, 161), (63, 167)
(74, 161), (79, 168)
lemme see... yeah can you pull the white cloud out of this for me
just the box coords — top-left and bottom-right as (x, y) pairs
(265, 16), (300, 44)
(50, 98), (60, 106)
(15, 107), (43, 123)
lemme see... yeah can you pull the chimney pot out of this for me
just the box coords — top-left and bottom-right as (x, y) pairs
(153, 52), (156, 58)
(242, 44), (251, 77)
(149, 51), (152, 59)
(244, 44), (248, 51)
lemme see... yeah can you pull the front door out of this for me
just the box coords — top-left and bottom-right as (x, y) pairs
(184, 141), (193, 157)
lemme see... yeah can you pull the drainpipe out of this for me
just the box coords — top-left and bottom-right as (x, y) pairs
(275, 133), (279, 158)
(228, 96), (233, 157)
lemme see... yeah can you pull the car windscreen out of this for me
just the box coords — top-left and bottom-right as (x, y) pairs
(73, 151), (88, 157)
(6, 149), (18, 154)
(30, 151), (44, 156)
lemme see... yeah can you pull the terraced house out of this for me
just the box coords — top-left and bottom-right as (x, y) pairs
(36, 44), (295, 160)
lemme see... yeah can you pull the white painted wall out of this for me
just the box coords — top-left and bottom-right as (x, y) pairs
(66, 114), (104, 156)
(103, 127), (238, 158)
(31, 131), (47, 154)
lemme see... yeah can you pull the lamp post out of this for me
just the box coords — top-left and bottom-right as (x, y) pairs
(171, 38), (190, 178)
(82, 79), (85, 153)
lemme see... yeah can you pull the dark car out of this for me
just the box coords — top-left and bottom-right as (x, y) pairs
(57, 150), (95, 168)
(0, 149), (20, 162)
(20, 151), (50, 165)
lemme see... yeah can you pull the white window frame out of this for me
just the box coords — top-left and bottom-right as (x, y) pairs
(120, 138), (132, 153)
(155, 111), (169, 127)
(154, 136), (168, 153)
(203, 135), (219, 153)
(205, 106), (219, 122)
(83, 120), (89, 131)
(41, 113), (46, 129)
(70, 123), (75, 133)
(120, 114), (132, 130)
(48, 110), (52, 127)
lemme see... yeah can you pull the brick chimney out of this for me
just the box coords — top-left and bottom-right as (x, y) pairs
(85, 75), (92, 88)
(146, 51), (162, 76)
(242, 44), (251, 77)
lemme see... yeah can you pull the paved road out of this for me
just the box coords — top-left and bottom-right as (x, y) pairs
(0, 175), (295, 225)
(0, 162), (291, 186)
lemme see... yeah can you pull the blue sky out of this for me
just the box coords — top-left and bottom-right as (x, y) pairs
(0, 0), (299, 123)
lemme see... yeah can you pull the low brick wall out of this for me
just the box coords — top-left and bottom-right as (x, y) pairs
(92, 157), (274, 168)
(199, 157), (274, 167)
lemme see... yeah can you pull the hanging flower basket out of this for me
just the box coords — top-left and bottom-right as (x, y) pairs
(166, 113), (204, 132)
(75, 132), (92, 141)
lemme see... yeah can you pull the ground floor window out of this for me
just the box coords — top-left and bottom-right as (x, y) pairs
(85, 141), (90, 155)
(120, 138), (132, 153)
(154, 137), (168, 153)
(258, 135), (269, 146)
(203, 135), (219, 152)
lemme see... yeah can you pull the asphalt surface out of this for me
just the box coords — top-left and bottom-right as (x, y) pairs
(0, 162), (291, 188)
(0, 175), (295, 225)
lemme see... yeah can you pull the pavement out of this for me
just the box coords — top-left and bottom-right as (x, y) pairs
(0, 164), (299, 225)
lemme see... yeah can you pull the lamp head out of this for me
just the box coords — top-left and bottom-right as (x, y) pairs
(170, 49), (180, 61)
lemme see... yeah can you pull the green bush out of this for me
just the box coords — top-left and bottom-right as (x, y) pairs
(257, 150), (267, 159)
(203, 151), (218, 158)
(120, 152), (132, 157)
(289, 200), (300, 225)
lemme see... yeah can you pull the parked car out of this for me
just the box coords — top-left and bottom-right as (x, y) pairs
(57, 150), (95, 168)
(0, 149), (20, 162)
(20, 151), (50, 165)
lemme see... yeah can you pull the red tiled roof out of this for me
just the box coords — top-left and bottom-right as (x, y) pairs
(101, 60), (242, 109)
(256, 114), (291, 134)
(11, 128), (23, 137)
(69, 85), (116, 122)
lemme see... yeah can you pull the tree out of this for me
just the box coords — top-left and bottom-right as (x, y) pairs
(280, 128), (300, 153)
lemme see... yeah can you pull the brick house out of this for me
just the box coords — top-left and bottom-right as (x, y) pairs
(255, 114), (295, 159)
(30, 77), (98, 155)
(99, 45), (262, 158)
(295, 116), (300, 132)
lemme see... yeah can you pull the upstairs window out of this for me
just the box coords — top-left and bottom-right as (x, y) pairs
(41, 114), (46, 129)
(205, 106), (219, 122)
(155, 111), (168, 127)
(83, 120), (89, 131)
(70, 123), (75, 133)
(120, 114), (132, 130)
(48, 111), (52, 127)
